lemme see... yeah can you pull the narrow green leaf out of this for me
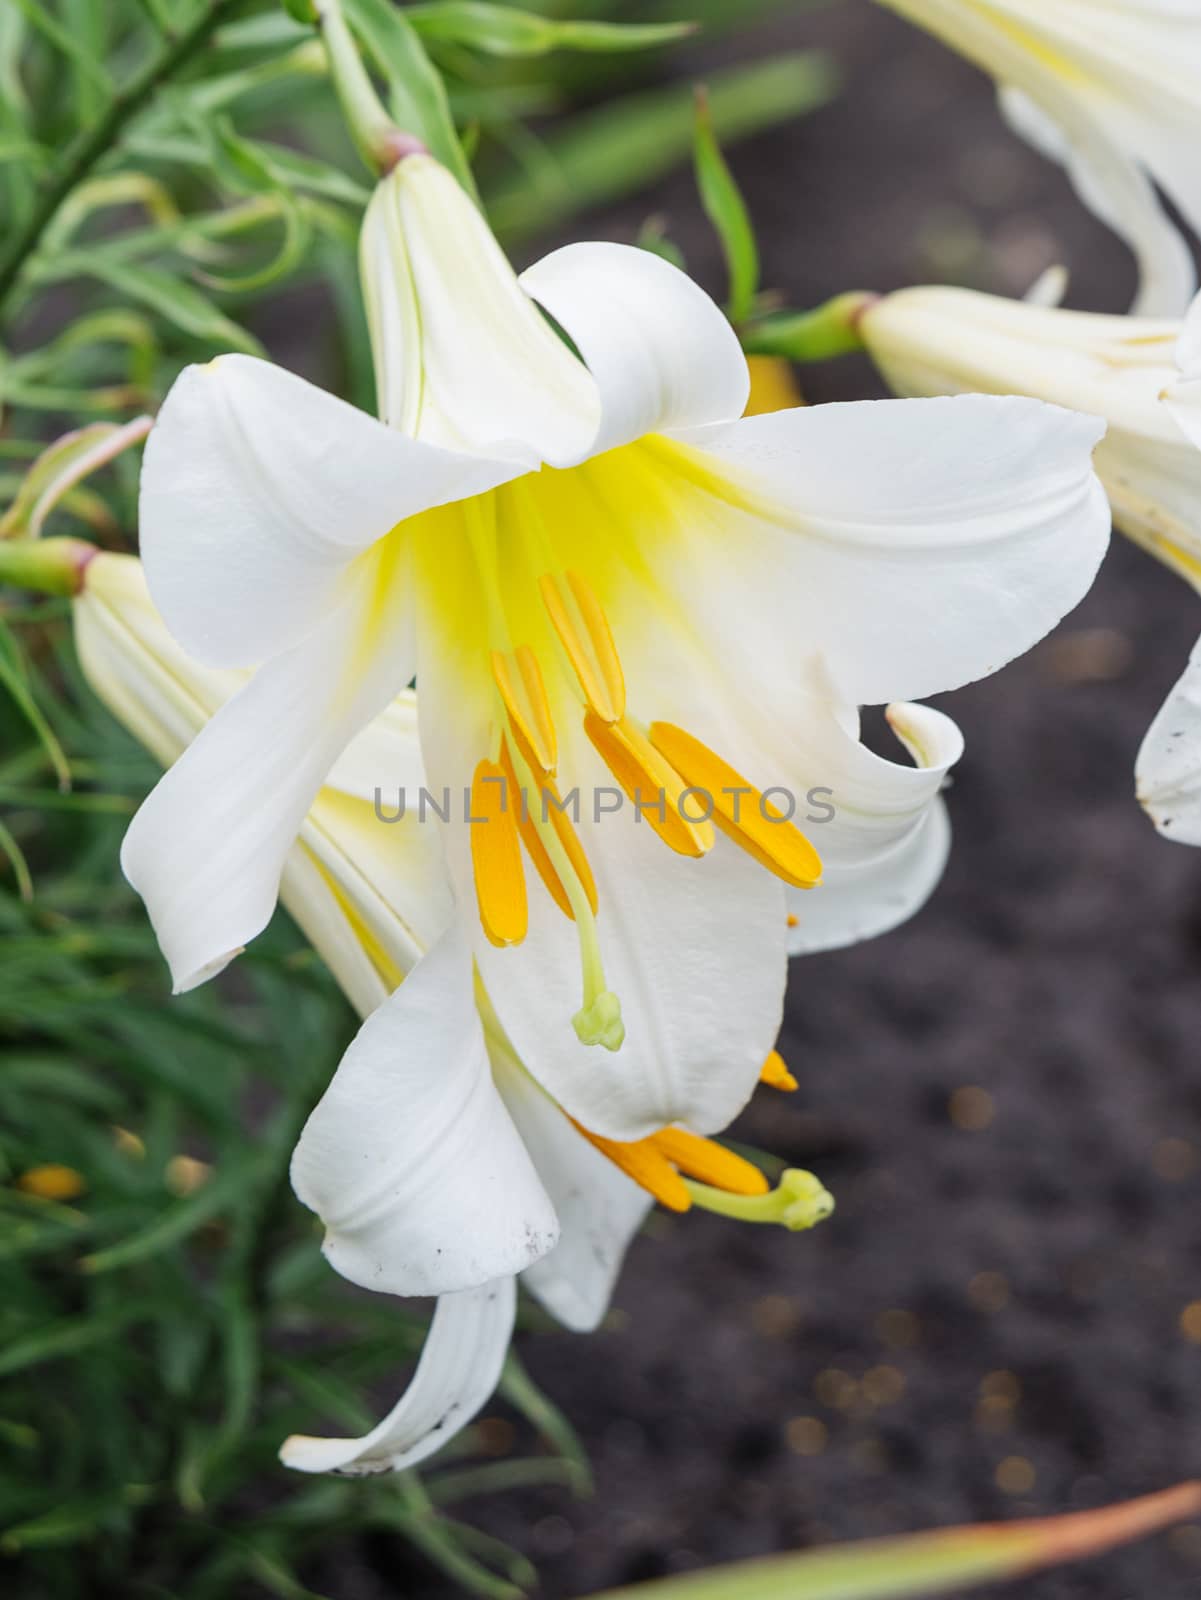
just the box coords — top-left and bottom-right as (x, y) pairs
(343, 0), (478, 199)
(43, 255), (262, 356)
(590, 1483), (1201, 1600)
(0, 815), (33, 901)
(498, 1351), (591, 1496)
(693, 88), (758, 324)
(0, 620), (72, 789)
(81, 1163), (253, 1274)
(407, 3), (694, 57)
(10, 0), (112, 94)
(489, 52), (838, 243)
(0, 1301), (156, 1378)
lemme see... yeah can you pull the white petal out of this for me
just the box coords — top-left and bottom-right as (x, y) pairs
(677, 395), (1110, 705)
(363, 158), (601, 464)
(786, 703), (961, 955)
(139, 353), (521, 667)
(1136, 633), (1201, 846)
(290, 925), (558, 1297)
(121, 566), (412, 993)
(520, 242), (749, 460)
(473, 736), (787, 1145)
(284, 783), (454, 1022)
(325, 689), (428, 805)
(880, 0), (1201, 317)
(999, 85), (1196, 319)
(493, 1055), (651, 1332)
(1175, 291), (1201, 382)
(280, 1279), (514, 1476)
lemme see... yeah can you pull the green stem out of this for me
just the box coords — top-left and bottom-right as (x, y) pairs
(0, 538), (96, 598)
(313, 0), (415, 174)
(742, 291), (879, 363)
(0, 0), (245, 316)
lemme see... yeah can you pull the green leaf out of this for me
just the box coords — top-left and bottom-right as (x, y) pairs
(488, 52), (838, 243)
(343, 0), (478, 199)
(588, 1483), (1201, 1599)
(0, 619), (72, 789)
(407, 3), (694, 58)
(10, 0), (112, 96)
(0, 1301), (157, 1379)
(81, 1162), (255, 1274)
(42, 256), (263, 355)
(693, 87), (758, 324)
(498, 1350), (591, 1497)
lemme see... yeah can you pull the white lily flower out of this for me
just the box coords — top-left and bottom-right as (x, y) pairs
(875, 0), (1201, 315)
(859, 282), (1201, 842)
(76, 550), (831, 1474)
(122, 151), (1108, 1162)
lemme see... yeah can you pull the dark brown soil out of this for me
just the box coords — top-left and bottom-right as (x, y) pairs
(318, 5), (1201, 1597)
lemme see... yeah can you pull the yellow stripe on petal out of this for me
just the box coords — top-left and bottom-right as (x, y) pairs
(648, 722), (822, 889)
(760, 1049), (799, 1092)
(491, 645), (557, 775)
(540, 570), (625, 724)
(572, 1121), (692, 1213)
(585, 712), (715, 858)
(470, 758), (527, 947)
(650, 1127), (769, 1196)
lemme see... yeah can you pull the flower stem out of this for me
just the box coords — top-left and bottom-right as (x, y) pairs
(742, 292), (879, 364)
(313, 0), (420, 174)
(0, 538), (96, 598)
(0, 0), (245, 317)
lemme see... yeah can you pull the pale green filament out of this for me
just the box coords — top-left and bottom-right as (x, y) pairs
(506, 736), (624, 1051)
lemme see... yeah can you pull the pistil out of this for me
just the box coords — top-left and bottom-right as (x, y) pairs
(686, 1168), (834, 1231)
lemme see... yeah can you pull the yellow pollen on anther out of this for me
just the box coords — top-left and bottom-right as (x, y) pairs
(648, 722), (822, 889)
(498, 739), (597, 921)
(572, 1121), (692, 1212)
(760, 1050), (799, 1093)
(585, 712), (715, 858)
(469, 757), (528, 948)
(786, 913), (799, 929)
(539, 570), (626, 724)
(649, 1128), (770, 1195)
(491, 645), (557, 775)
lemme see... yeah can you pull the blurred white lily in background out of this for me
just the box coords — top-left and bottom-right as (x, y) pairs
(875, 0), (1201, 315)
(121, 150), (1109, 1167)
(858, 282), (1201, 843)
(75, 552), (832, 1474)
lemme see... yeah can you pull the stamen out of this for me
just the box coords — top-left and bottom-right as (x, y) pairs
(498, 739), (596, 920)
(502, 735), (622, 1051)
(585, 712), (715, 858)
(491, 645), (557, 775)
(686, 1168), (834, 1231)
(469, 757), (527, 947)
(572, 1121), (691, 1212)
(759, 1050), (799, 1093)
(649, 1128), (769, 1195)
(540, 570), (626, 724)
(648, 722), (822, 889)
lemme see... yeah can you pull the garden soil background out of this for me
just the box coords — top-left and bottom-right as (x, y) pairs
(312, 4), (1201, 1597)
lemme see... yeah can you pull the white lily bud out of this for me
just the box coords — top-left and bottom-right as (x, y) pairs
(861, 287), (1201, 589)
(876, 0), (1201, 315)
(358, 153), (599, 460)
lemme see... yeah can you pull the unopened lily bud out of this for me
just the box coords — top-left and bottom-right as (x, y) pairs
(860, 287), (1199, 587)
